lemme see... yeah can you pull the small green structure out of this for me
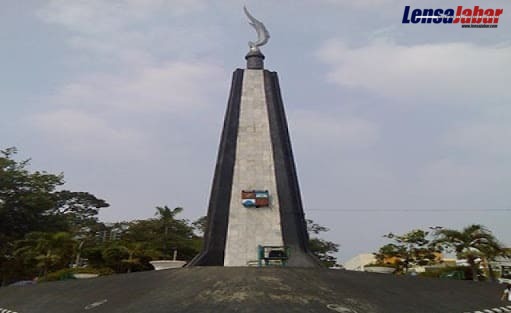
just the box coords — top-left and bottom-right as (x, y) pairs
(257, 245), (289, 267)
(440, 270), (465, 280)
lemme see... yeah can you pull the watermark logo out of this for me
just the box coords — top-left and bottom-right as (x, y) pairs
(402, 6), (503, 28)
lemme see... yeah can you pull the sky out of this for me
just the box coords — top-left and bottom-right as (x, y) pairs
(1, 0), (510, 263)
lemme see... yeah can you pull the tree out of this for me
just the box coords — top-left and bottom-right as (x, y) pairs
(306, 219), (339, 267)
(0, 147), (64, 240)
(52, 190), (109, 232)
(155, 206), (188, 257)
(433, 224), (506, 281)
(155, 206), (183, 245)
(374, 229), (439, 274)
(118, 207), (201, 262)
(14, 232), (76, 278)
(0, 148), (109, 237)
(0, 147), (108, 284)
(192, 216), (207, 236)
(102, 245), (129, 273)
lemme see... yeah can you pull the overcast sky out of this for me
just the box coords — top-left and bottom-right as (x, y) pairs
(1, 0), (510, 263)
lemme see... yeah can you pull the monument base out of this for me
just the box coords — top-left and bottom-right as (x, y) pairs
(0, 267), (506, 313)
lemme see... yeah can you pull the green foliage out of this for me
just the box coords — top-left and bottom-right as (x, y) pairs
(0, 147), (65, 241)
(0, 147), (338, 282)
(38, 267), (115, 283)
(14, 232), (76, 278)
(102, 245), (130, 272)
(125, 208), (201, 261)
(74, 207), (201, 274)
(192, 216), (207, 235)
(38, 268), (75, 282)
(52, 190), (109, 231)
(0, 147), (109, 285)
(308, 238), (339, 267)
(432, 224), (506, 281)
(73, 267), (114, 275)
(374, 225), (508, 280)
(374, 229), (440, 274)
(306, 219), (339, 267)
(418, 266), (478, 281)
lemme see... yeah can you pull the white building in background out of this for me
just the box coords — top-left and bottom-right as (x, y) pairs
(343, 253), (376, 271)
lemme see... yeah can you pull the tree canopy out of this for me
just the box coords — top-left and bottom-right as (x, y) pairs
(374, 229), (439, 274)
(306, 219), (339, 267)
(433, 224), (507, 281)
(374, 225), (509, 280)
(0, 148), (110, 285)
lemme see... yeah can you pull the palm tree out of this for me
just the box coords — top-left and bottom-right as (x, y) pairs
(154, 206), (183, 256)
(121, 242), (143, 273)
(433, 224), (505, 281)
(15, 232), (75, 277)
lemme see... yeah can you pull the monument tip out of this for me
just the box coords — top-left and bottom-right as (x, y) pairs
(243, 6), (270, 68)
(245, 49), (265, 69)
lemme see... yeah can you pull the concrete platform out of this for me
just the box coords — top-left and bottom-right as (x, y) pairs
(0, 267), (508, 313)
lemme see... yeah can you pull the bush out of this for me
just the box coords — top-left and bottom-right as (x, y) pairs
(38, 267), (115, 282)
(419, 266), (474, 280)
(74, 267), (114, 276)
(39, 268), (75, 282)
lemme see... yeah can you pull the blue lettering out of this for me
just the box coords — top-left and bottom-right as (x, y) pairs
(411, 9), (421, 23)
(403, 6), (462, 24)
(443, 8), (454, 23)
(402, 6), (411, 23)
(421, 9), (434, 23)
(433, 9), (443, 23)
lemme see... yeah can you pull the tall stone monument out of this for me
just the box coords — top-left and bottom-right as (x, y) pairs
(1, 9), (506, 313)
(189, 7), (320, 267)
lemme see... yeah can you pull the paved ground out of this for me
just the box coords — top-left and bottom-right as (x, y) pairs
(0, 267), (508, 313)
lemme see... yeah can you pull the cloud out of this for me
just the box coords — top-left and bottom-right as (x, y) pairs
(28, 58), (227, 165)
(414, 156), (511, 212)
(37, 0), (206, 34)
(28, 0), (228, 168)
(50, 61), (227, 113)
(321, 0), (400, 9)
(29, 109), (148, 159)
(316, 39), (511, 105)
(289, 109), (379, 149)
(418, 158), (487, 195)
(37, 0), (221, 66)
(444, 122), (511, 158)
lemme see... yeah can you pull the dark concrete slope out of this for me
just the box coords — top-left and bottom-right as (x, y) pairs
(188, 69), (243, 266)
(0, 268), (506, 313)
(264, 70), (321, 267)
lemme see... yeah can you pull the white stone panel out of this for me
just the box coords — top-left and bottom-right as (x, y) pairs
(223, 69), (283, 266)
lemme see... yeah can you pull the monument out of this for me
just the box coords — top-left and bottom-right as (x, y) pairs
(188, 7), (320, 267)
(0, 8), (507, 313)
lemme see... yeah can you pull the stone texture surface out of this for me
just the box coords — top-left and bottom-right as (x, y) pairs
(187, 69), (243, 266)
(223, 69), (283, 266)
(0, 268), (506, 313)
(263, 70), (321, 266)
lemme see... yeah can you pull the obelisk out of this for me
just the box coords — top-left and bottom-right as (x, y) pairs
(189, 7), (320, 267)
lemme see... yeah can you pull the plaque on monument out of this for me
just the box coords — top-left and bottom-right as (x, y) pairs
(241, 190), (269, 208)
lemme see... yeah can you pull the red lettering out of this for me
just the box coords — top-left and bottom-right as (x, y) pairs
(461, 9), (472, 23)
(494, 8), (503, 23)
(471, 6), (483, 24)
(483, 9), (495, 23)
(453, 6), (463, 23)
